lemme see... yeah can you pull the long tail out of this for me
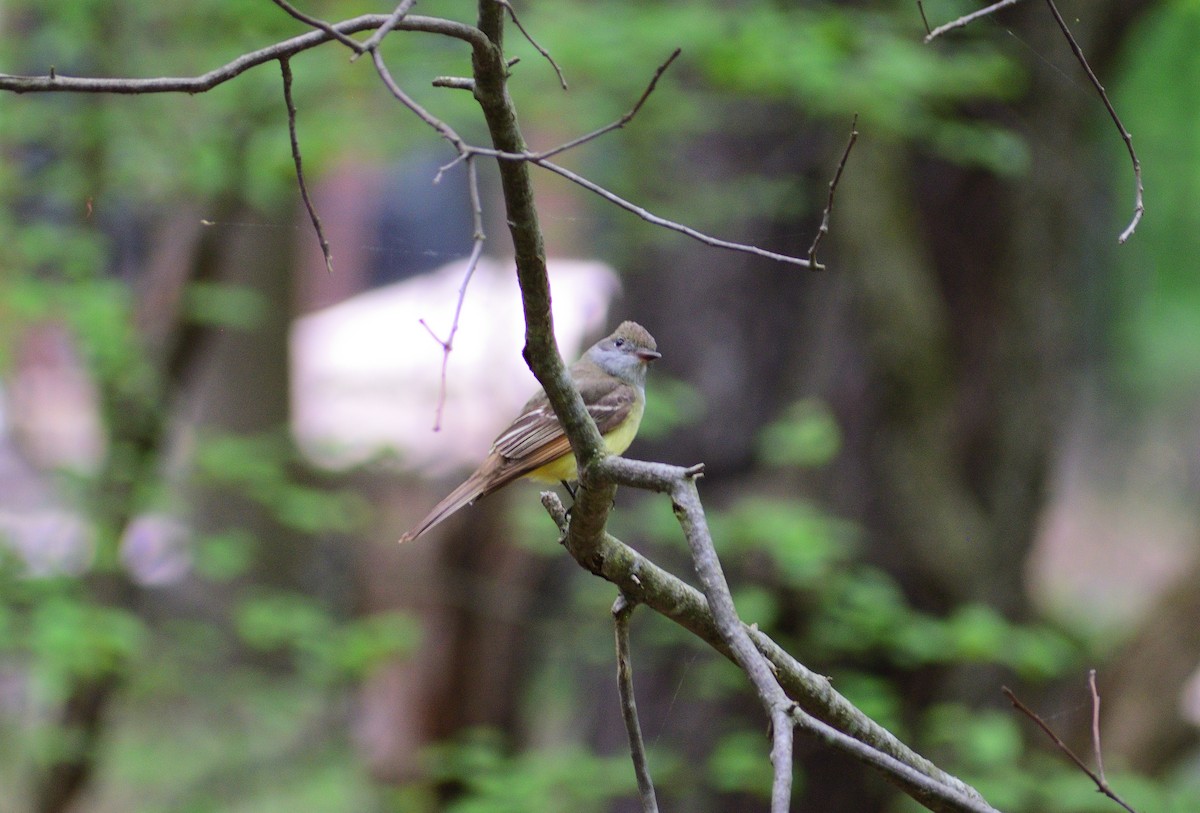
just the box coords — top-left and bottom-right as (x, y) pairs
(398, 469), (489, 544)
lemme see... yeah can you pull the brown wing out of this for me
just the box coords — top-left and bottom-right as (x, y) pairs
(488, 383), (637, 480)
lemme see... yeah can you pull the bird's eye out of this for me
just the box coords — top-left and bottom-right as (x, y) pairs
(614, 338), (625, 348)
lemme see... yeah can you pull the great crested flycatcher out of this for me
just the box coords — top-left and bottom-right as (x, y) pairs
(399, 321), (660, 543)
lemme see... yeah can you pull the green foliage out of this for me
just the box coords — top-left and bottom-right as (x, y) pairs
(706, 729), (780, 798)
(426, 729), (639, 813)
(100, 667), (379, 813)
(1111, 0), (1200, 404)
(194, 432), (371, 534)
(756, 398), (842, 469)
(514, 0), (1027, 170)
(191, 528), (257, 582)
(3, 581), (147, 704)
(184, 281), (269, 331)
(808, 568), (1078, 677)
(236, 592), (419, 685)
(710, 496), (857, 587)
(638, 375), (706, 440)
(912, 703), (1200, 813)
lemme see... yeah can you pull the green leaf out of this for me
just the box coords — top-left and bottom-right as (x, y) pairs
(756, 398), (842, 468)
(707, 730), (777, 797)
(184, 281), (267, 330)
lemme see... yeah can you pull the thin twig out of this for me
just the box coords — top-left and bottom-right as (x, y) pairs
(808, 113), (858, 268)
(1088, 670), (1106, 784)
(375, 47), (820, 271)
(1041, 0), (1143, 243)
(355, 0), (419, 59)
(269, 0), (365, 52)
(924, 0), (1028, 43)
(493, 0), (567, 89)
(613, 595), (660, 813)
(916, 0), (932, 36)
(535, 158), (821, 269)
(430, 48), (677, 165)
(536, 48), (681, 162)
(418, 158), (486, 431)
(371, 49), (470, 151)
(1002, 685), (1140, 813)
(370, 49), (493, 429)
(280, 57), (333, 274)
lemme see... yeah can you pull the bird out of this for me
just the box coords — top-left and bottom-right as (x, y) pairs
(399, 321), (660, 543)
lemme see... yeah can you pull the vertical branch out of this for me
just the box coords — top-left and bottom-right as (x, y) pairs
(470, 0), (608, 472)
(279, 56), (334, 274)
(613, 595), (660, 813)
(1088, 670), (1107, 784)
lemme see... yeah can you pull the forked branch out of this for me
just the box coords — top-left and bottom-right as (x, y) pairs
(1003, 678), (1140, 813)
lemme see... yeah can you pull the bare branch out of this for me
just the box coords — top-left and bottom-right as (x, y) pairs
(535, 48), (681, 162)
(0, 14), (489, 94)
(534, 158), (822, 269)
(355, 0), (419, 59)
(544, 469), (1002, 813)
(924, 0), (1028, 43)
(416, 159), (487, 431)
(1041, 0), (1143, 243)
(493, 0), (567, 89)
(665, 475), (797, 812)
(432, 76), (475, 91)
(270, 0), (365, 53)
(1002, 684), (1140, 813)
(1088, 670), (1106, 784)
(371, 49), (471, 152)
(787, 705), (1002, 813)
(280, 57), (334, 274)
(808, 113), (858, 268)
(613, 596), (660, 813)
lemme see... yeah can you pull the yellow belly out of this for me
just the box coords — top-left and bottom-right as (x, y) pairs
(525, 398), (645, 483)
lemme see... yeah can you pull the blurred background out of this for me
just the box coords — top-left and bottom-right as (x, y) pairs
(2, 0), (1199, 811)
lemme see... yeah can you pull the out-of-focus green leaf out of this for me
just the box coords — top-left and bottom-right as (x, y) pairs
(426, 728), (642, 813)
(756, 398), (842, 468)
(184, 281), (267, 331)
(706, 729), (778, 798)
(192, 528), (256, 582)
(639, 376), (706, 440)
(711, 497), (856, 587)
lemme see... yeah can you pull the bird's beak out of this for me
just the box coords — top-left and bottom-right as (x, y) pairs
(637, 349), (662, 362)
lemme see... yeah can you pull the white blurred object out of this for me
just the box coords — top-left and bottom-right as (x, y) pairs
(121, 513), (192, 586)
(290, 257), (620, 473)
(0, 508), (93, 576)
(8, 323), (105, 473)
